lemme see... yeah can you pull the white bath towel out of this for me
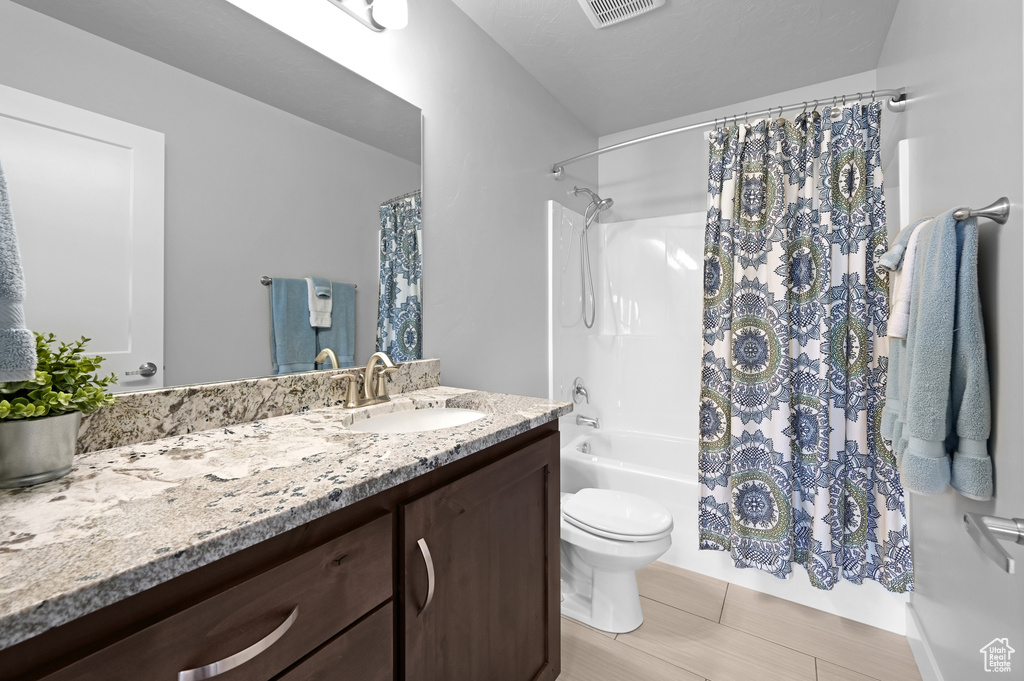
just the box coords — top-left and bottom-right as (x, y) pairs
(889, 218), (930, 339)
(305, 277), (332, 328)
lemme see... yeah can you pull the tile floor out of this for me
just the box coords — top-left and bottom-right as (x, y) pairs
(560, 561), (922, 681)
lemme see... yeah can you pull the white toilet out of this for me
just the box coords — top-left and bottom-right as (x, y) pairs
(559, 488), (674, 633)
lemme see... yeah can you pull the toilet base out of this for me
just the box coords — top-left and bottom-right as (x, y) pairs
(560, 548), (645, 633)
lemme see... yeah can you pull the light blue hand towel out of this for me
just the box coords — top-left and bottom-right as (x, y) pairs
(269, 278), (316, 374)
(315, 282), (356, 368)
(886, 209), (992, 500)
(0, 156), (37, 382)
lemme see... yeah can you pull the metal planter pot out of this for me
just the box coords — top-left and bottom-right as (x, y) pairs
(0, 411), (82, 488)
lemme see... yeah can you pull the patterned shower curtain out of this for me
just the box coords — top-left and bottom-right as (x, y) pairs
(698, 103), (913, 593)
(377, 191), (422, 361)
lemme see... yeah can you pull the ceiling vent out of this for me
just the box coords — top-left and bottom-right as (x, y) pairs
(577, 0), (665, 29)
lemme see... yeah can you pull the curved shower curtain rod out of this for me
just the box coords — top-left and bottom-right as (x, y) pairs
(551, 88), (908, 179)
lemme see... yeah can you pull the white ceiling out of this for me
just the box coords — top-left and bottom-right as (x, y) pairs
(451, 0), (900, 136)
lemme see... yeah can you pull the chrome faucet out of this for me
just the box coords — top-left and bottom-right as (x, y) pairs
(572, 377), (589, 404)
(332, 352), (399, 409)
(576, 414), (600, 429)
(314, 348), (340, 370)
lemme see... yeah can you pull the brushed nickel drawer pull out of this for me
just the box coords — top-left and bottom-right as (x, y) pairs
(416, 537), (435, 616)
(177, 606), (299, 681)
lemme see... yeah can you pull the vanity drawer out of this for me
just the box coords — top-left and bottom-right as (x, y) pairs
(277, 604), (392, 681)
(43, 514), (393, 681)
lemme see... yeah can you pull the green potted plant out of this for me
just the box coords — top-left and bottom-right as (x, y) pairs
(0, 333), (116, 488)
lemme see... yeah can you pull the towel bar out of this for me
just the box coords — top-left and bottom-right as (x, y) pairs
(953, 197), (1011, 225)
(260, 276), (356, 289)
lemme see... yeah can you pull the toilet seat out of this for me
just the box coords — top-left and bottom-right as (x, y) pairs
(562, 488), (674, 542)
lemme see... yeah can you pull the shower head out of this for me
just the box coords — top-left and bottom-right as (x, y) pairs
(573, 186), (614, 212)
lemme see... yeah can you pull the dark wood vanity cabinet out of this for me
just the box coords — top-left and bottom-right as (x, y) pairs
(27, 515), (394, 681)
(402, 433), (560, 681)
(1, 423), (560, 681)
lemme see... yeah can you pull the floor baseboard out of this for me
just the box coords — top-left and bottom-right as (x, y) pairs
(906, 602), (943, 681)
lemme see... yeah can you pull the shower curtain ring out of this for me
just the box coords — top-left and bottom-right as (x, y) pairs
(870, 90), (876, 103)
(812, 99), (819, 112)
(801, 101), (808, 114)
(842, 94), (847, 106)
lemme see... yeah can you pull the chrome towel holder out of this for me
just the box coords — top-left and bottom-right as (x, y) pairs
(260, 276), (356, 289)
(953, 197), (1011, 225)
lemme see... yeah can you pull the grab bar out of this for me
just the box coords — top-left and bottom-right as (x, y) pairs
(964, 513), (1024, 573)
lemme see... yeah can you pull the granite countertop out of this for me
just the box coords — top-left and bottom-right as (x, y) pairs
(0, 387), (572, 651)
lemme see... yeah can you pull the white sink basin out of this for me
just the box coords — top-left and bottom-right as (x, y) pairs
(348, 408), (486, 434)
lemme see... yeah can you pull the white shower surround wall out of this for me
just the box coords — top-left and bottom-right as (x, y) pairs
(547, 201), (908, 634)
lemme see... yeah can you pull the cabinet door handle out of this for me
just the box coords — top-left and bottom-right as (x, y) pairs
(416, 537), (435, 616)
(177, 606), (298, 681)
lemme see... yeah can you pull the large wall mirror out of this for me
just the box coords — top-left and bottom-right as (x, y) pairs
(1, 0), (422, 391)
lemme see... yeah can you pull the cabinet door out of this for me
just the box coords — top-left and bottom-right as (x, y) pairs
(402, 432), (560, 681)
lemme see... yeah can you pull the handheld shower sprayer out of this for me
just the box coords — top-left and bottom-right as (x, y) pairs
(570, 186), (614, 329)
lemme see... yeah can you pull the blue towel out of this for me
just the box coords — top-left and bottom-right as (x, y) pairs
(315, 282), (356, 368)
(310, 277), (332, 298)
(883, 209), (992, 500)
(0, 156), (37, 382)
(269, 278), (316, 374)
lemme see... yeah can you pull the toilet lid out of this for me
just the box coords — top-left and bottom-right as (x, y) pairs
(562, 488), (673, 540)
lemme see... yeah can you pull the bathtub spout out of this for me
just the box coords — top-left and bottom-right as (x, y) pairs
(576, 414), (600, 429)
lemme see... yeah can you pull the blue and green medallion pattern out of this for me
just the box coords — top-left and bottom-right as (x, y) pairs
(377, 191), (422, 362)
(698, 103), (913, 593)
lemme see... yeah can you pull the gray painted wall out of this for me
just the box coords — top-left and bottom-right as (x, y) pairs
(0, 0), (420, 387)
(227, 0), (599, 398)
(877, 1), (1024, 678)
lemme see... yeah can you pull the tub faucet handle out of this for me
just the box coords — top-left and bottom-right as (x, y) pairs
(572, 377), (590, 404)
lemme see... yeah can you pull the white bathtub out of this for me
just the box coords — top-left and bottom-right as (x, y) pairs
(560, 430), (697, 568)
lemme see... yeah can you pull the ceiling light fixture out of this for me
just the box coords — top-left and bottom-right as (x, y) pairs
(324, 0), (408, 31)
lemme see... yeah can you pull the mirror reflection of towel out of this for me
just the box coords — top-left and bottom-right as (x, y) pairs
(269, 278), (316, 374)
(315, 282), (356, 368)
(305, 277), (333, 328)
